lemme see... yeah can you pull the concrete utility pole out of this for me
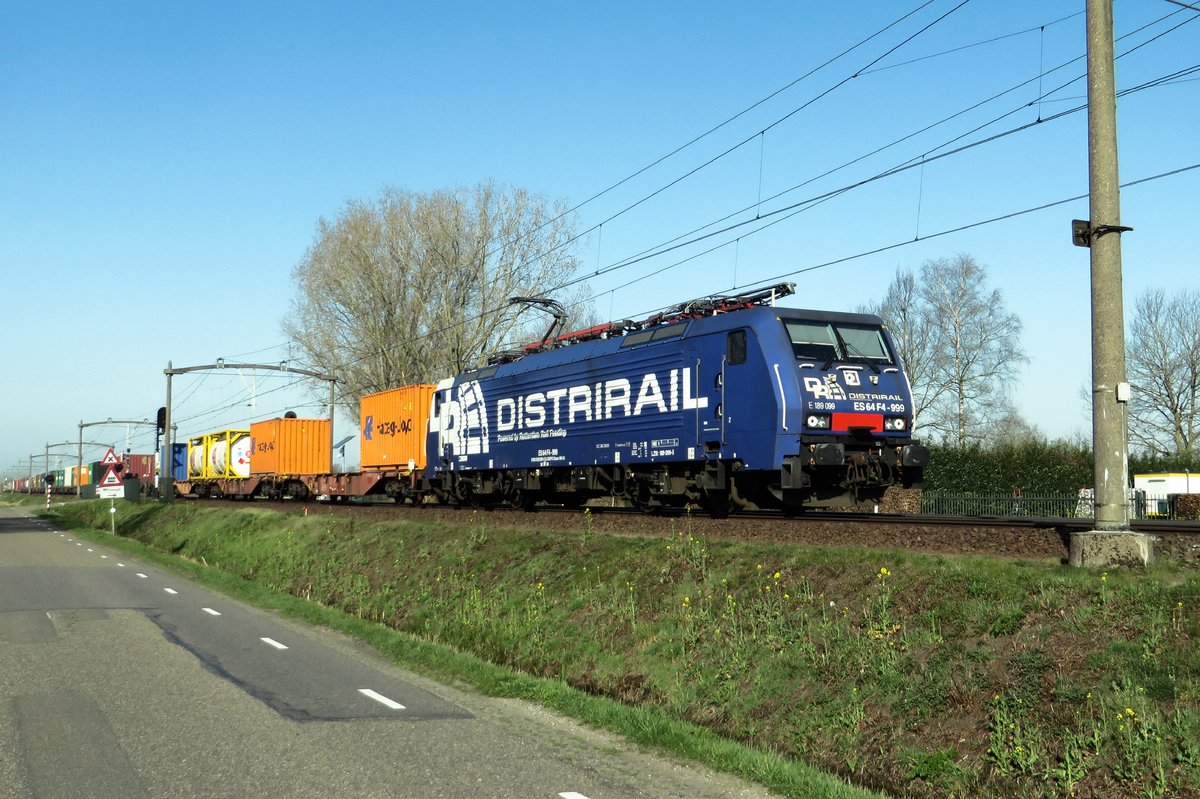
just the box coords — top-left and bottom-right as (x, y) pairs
(1070, 0), (1153, 567)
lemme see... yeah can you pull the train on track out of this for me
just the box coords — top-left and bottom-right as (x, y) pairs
(9, 454), (157, 496)
(175, 283), (929, 515)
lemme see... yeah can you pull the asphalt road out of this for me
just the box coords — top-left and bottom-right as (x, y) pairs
(0, 505), (779, 799)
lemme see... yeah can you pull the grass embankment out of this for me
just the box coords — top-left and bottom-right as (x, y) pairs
(42, 499), (1200, 799)
(0, 492), (76, 507)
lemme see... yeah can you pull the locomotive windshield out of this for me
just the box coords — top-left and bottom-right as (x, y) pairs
(784, 320), (894, 366)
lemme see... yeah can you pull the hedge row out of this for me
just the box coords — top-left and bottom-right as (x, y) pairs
(923, 440), (1200, 495)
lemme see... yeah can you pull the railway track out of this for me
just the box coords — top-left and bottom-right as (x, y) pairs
(191, 498), (1200, 563)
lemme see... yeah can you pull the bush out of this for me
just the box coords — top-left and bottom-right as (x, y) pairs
(925, 440), (1092, 494)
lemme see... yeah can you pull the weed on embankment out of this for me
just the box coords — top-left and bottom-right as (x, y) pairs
(46, 500), (1200, 799)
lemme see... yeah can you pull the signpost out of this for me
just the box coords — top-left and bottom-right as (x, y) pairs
(97, 449), (124, 508)
(96, 464), (124, 499)
(92, 448), (125, 532)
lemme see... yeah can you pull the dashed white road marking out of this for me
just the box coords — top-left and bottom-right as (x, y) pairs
(358, 689), (405, 710)
(136, 573), (148, 579)
(118, 563), (126, 568)
(87, 548), (93, 552)
(260, 637), (288, 650)
(559, 793), (593, 799)
(164, 588), (178, 595)
(101, 555), (109, 559)
(202, 608), (221, 616)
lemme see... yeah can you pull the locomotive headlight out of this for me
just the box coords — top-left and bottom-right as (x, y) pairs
(884, 417), (907, 432)
(806, 414), (831, 430)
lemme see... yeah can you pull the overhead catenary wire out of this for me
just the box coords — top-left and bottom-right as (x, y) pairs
(536, 0), (978, 265)
(471, 0), (945, 266)
(442, 5), (1190, 330)
(400, 4), (1114, 305)
(858, 10), (1083, 75)
(544, 59), (1200, 299)
(554, 161), (1200, 335)
(565, 7), (1193, 285)
(748, 162), (1200, 290)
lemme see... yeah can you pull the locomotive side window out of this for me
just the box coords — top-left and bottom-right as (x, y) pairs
(620, 330), (655, 348)
(651, 324), (686, 341)
(727, 330), (746, 365)
(620, 322), (688, 348)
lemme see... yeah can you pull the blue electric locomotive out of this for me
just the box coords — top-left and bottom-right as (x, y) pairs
(425, 283), (928, 514)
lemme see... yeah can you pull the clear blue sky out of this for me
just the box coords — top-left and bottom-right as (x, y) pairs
(3, 0), (1197, 476)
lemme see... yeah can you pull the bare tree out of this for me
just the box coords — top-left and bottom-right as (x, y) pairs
(870, 254), (1026, 445)
(283, 182), (590, 416)
(860, 268), (942, 431)
(1126, 288), (1200, 456)
(989, 398), (1045, 445)
(920, 254), (1026, 446)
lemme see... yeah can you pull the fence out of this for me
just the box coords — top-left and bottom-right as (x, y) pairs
(920, 491), (1173, 519)
(921, 492), (1083, 518)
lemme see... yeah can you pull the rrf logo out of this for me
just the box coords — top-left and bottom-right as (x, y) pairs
(803, 375), (847, 400)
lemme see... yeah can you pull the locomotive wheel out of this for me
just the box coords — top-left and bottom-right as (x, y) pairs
(509, 491), (539, 512)
(455, 483), (480, 508)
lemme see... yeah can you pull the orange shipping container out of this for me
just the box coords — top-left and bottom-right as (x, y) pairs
(359, 384), (434, 470)
(249, 418), (331, 475)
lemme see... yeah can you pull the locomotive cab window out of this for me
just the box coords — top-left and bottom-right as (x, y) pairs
(784, 320), (894, 365)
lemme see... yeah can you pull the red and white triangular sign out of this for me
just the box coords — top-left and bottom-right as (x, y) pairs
(99, 466), (123, 486)
(101, 448), (119, 465)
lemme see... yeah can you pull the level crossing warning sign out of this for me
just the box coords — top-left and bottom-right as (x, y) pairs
(97, 462), (124, 499)
(100, 448), (119, 465)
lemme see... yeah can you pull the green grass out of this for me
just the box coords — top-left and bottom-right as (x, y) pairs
(0, 492), (79, 507)
(36, 497), (1200, 799)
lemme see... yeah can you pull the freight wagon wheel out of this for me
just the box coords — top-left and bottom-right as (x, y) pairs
(699, 490), (735, 519)
(632, 483), (659, 515)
